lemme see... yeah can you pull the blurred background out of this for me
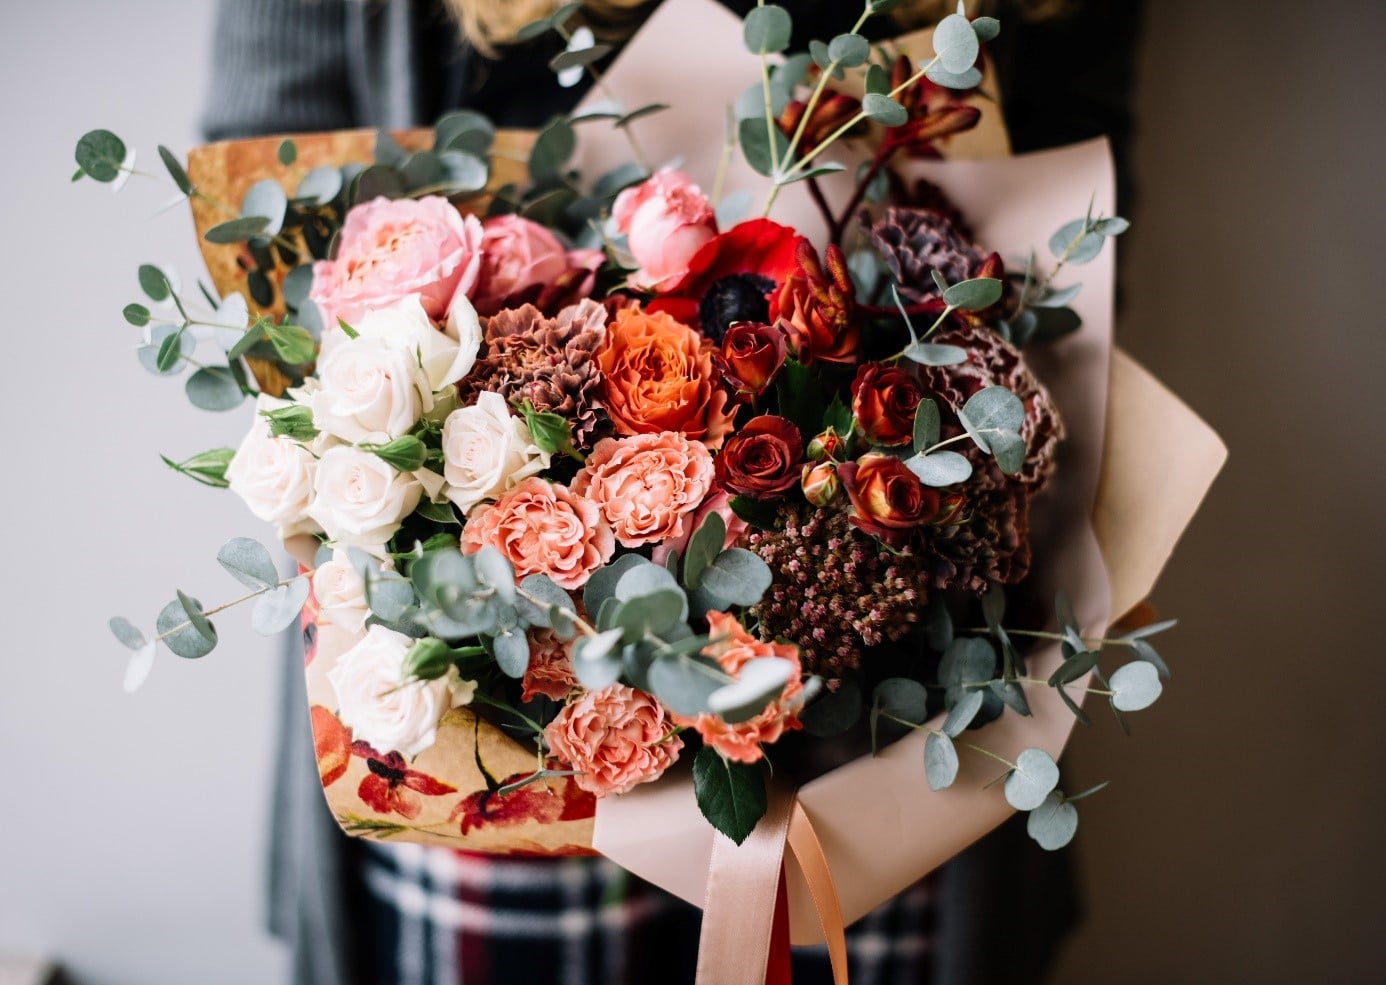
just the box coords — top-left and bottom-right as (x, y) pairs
(1, 1), (1382, 983)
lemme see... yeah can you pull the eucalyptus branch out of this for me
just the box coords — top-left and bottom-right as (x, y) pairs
(879, 711), (1017, 769)
(514, 584), (599, 640)
(555, 24), (652, 174)
(154, 577), (297, 644)
(779, 7), (874, 168)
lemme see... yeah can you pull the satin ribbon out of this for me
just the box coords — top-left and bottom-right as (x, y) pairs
(695, 788), (850, 985)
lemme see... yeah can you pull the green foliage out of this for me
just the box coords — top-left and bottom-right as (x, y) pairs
(1109, 661), (1162, 711)
(368, 435), (428, 473)
(900, 342), (967, 366)
(941, 277), (1002, 311)
(729, 494), (779, 531)
(185, 366), (245, 412)
(264, 322), (316, 365)
(932, 9), (980, 74)
(958, 386), (1027, 475)
(123, 303), (151, 327)
(518, 400), (572, 456)
(139, 264), (171, 302)
(1026, 792), (1078, 849)
(205, 216), (271, 244)
(924, 731), (958, 790)
(261, 404), (319, 442)
(252, 576), (310, 634)
(939, 637), (996, 689)
(109, 616), (146, 651)
(682, 511), (725, 590)
(530, 118), (576, 184)
(693, 747), (767, 845)
(74, 129), (127, 182)
(942, 689), (984, 737)
(242, 179), (288, 237)
(904, 450), (972, 487)
(707, 656), (795, 724)
(870, 677), (928, 752)
(1003, 747), (1060, 811)
(218, 537), (278, 591)
(739, 117), (790, 178)
(742, 4), (792, 54)
(698, 549), (772, 607)
(799, 678), (862, 737)
(277, 139), (297, 166)
(160, 448), (234, 489)
(862, 93), (908, 127)
(828, 33), (870, 67)
(159, 596), (217, 659)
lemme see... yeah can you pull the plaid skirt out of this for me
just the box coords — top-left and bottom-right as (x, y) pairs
(352, 842), (936, 985)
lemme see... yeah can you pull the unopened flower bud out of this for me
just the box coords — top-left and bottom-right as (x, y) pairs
(807, 427), (845, 462)
(801, 462), (841, 506)
(402, 637), (454, 681)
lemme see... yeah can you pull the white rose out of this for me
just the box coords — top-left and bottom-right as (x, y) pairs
(328, 625), (476, 759)
(225, 395), (320, 538)
(308, 446), (423, 551)
(310, 334), (432, 445)
(357, 294), (478, 391)
(313, 549), (372, 634)
(445, 292), (483, 385)
(442, 391), (552, 513)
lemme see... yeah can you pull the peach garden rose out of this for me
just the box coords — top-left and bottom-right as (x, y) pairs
(459, 477), (614, 591)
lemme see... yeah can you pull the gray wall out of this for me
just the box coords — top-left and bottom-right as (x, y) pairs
(2, 1), (1382, 984)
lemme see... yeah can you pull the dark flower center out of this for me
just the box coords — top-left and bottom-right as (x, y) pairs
(698, 273), (775, 344)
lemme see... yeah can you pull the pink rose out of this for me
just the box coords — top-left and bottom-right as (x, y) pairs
(460, 477), (614, 591)
(545, 685), (683, 796)
(649, 488), (749, 567)
(612, 169), (717, 291)
(570, 432), (715, 549)
(521, 627), (578, 703)
(673, 612), (804, 764)
(472, 215), (571, 315)
(310, 196), (483, 329)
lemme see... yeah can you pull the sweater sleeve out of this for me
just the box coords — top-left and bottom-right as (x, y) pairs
(200, 0), (357, 142)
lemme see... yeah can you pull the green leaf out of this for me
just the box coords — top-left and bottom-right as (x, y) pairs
(912, 398), (940, 453)
(693, 747), (767, 845)
(939, 637), (996, 688)
(1026, 792), (1078, 850)
(923, 597), (953, 651)
(297, 166), (344, 206)
(799, 678), (862, 737)
(870, 677), (928, 752)
(941, 277), (1002, 311)
(924, 732), (959, 790)
(924, 64), (982, 90)
(901, 341), (967, 366)
(613, 590), (686, 643)
(1048, 647), (1098, 687)
(707, 656), (795, 724)
(959, 386), (1025, 447)
(1049, 218), (1105, 265)
(264, 322), (317, 364)
(159, 595), (217, 659)
(277, 138), (297, 166)
(369, 435), (427, 473)
(739, 116), (790, 178)
(774, 359), (825, 437)
(582, 553), (648, 617)
(864, 63), (890, 96)
(437, 150), (490, 194)
(742, 4), (792, 54)
(1004, 748), (1060, 811)
(242, 179), (288, 237)
(155, 329), (187, 374)
(185, 366), (244, 412)
(549, 43), (613, 72)
(989, 430), (1026, 475)
(123, 303), (150, 327)
(161, 448), (234, 488)
(1121, 618), (1178, 641)
(683, 511), (726, 590)
(352, 164), (406, 203)
(572, 628), (625, 690)
(205, 216), (271, 244)
(1066, 780), (1110, 803)
(698, 549), (772, 607)
(1094, 216), (1129, 236)
(138, 264), (171, 302)
(518, 400), (571, 455)
(529, 118), (576, 184)
(828, 33), (869, 67)
(990, 678), (1032, 717)
(932, 11), (980, 74)
(472, 545), (518, 605)
(252, 576), (310, 634)
(516, 573), (575, 636)
(123, 642), (156, 693)
(904, 450), (972, 487)
(153, 146), (194, 196)
(490, 629), (532, 678)
(402, 638), (455, 680)
(862, 93), (908, 127)
(774, 162), (847, 187)
(971, 16), (1001, 42)
(109, 616), (147, 650)
(942, 689), (984, 737)
(74, 129), (127, 183)
(218, 537), (278, 591)
(261, 404), (319, 442)
(435, 110), (496, 157)
(1129, 639), (1171, 680)
(515, 17), (555, 42)
(1110, 661), (1163, 711)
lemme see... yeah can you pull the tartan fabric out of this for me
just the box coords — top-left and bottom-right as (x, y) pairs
(352, 842), (935, 985)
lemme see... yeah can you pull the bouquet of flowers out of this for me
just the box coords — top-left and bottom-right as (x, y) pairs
(83, 0), (1224, 971)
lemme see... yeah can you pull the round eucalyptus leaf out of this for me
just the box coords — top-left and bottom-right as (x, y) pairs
(828, 33), (869, 67)
(109, 616), (147, 651)
(472, 545), (517, 605)
(872, 677), (929, 726)
(862, 93), (909, 127)
(941, 277), (1002, 311)
(297, 166), (344, 206)
(1026, 792), (1079, 850)
(491, 628), (532, 678)
(809, 39), (832, 71)
(942, 689), (984, 737)
(1004, 748), (1060, 811)
(932, 12), (980, 74)
(925, 731), (959, 790)
(205, 216), (271, 245)
(277, 138), (298, 166)
(252, 576), (311, 635)
(138, 263), (171, 302)
(699, 548), (772, 607)
(158, 145), (194, 195)
(123, 642), (156, 694)
(1110, 660), (1163, 711)
(138, 324), (192, 375)
(436, 109), (495, 156)
(75, 129), (127, 182)
(158, 597), (217, 659)
(352, 165), (406, 204)
(971, 15), (1001, 42)
(1094, 216), (1129, 236)
(707, 656), (795, 724)
(123, 303), (150, 327)
(280, 264), (315, 311)
(185, 366), (244, 412)
(241, 179), (288, 236)
(864, 62), (890, 96)
(939, 637), (996, 688)
(1048, 219), (1105, 264)
(901, 341), (967, 366)
(962, 386), (1025, 436)
(648, 652), (725, 716)
(437, 151), (489, 194)
(989, 430), (1026, 475)
(516, 573), (573, 630)
(905, 450), (973, 488)
(683, 510), (725, 589)
(365, 571), (416, 623)
(529, 119), (576, 184)
(924, 63), (982, 90)
(217, 537), (278, 591)
(583, 553), (648, 615)
(743, 4), (792, 54)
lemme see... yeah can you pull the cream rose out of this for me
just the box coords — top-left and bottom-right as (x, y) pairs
(442, 391), (551, 514)
(309, 334), (432, 445)
(313, 549), (372, 633)
(328, 625), (476, 759)
(308, 446), (423, 551)
(353, 294), (479, 391)
(226, 395), (320, 538)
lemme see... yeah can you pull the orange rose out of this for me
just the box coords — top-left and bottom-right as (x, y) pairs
(571, 431), (715, 548)
(597, 307), (734, 447)
(673, 612), (804, 764)
(460, 477), (614, 591)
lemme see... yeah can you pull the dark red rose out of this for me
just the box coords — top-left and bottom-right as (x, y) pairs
(721, 321), (788, 394)
(769, 239), (858, 365)
(837, 453), (939, 547)
(852, 362), (926, 447)
(717, 415), (804, 497)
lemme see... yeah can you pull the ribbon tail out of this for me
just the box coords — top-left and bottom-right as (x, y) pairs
(788, 802), (850, 985)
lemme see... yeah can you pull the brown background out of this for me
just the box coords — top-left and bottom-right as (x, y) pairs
(1053, 1), (1386, 982)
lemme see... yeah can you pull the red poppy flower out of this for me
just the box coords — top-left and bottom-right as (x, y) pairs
(449, 772), (597, 836)
(648, 219), (807, 343)
(352, 741), (457, 820)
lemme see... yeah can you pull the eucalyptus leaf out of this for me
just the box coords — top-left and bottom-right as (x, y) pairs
(939, 637), (997, 688)
(904, 451), (972, 487)
(799, 679), (862, 737)
(109, 616), (147, 650)
(901, 342), (967, 366)
(942, 689), (984, 737)
(924, 64), (982, 90)
(218, 537), (278, 591)
(74, 129), (127, 182)
(123, 643), (156, 694)
(913, 398), (940, 452)
(297, 166), (344, 206)
(549, 44), (612, 72)
(491, 629), (531, 678)
(932, 11), (980, 73)
(739, 117), (789, 178)
(941, 277), (1002, 311)
(862, 93), (908, 127)
(698, 548), (772, 607)
(1026, 792), (1079, 850)
(683, 511), (726, 590)
(1049, 218), (1105, 265)
(185, 366), (244, 412)
(241, 179), (288, 236)
(989, 430), (1026, 475)
(123, 303), (150, 327)
(960, 386), (1025, 443)
(648, 651), (726, 716)
(742, 4), (792, 54)
(616, 103), (670, 129)
(529, 119), (576, 184)
(1004, 748), (1060, 811)
(971, 15), (1001, 42)
(706, 656), (794, 724)
(613, 590), (685, 643)
(205, 216), (271, 245)
(515, 574), (574, 632)
(925, 731), (959, 790)
(138, 264), (171, 302)
(252, 576), (310, 635)
(870, 678), (929, 752)
(864, 63), (890, 96)
(1031, 282), (1082, 308)
(990, 678), (1032, 717)
(827, 33), (869, 67)
(158, 597), (217, 659)
(1110, 661), (1163, 711)
(583, 553), (648, 616)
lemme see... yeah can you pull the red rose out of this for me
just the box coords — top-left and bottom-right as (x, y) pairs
(769, 239), (858, 365)
(852, 362), (926, 447)
(721, 322), (788, 394)
(837, 453), (939, 547)
(717, 415), (804, 497)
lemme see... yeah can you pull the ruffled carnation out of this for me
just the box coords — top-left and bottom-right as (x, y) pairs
(460, 477), (614, 591)
(571, 432), (715, 548)
(545, 685), (683, 796)
(521, 627), (578, 703)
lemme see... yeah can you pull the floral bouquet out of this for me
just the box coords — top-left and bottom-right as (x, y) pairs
(85, 0), (1224, 975)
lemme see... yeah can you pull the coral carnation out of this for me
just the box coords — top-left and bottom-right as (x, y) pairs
(545, 685), (683, 796)
(571, 431), (715, 548)
(460, 477), (614, 591)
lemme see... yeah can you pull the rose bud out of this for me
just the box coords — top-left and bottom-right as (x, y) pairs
(722, 321), (788, 395)
(716, 414), (805, 497)
(806, 427), (846, 462)
(801, 462), (841, 507)
(852, 362), (926, 447)
(837, 453), (940, 548)
(933, 492), (966, 526)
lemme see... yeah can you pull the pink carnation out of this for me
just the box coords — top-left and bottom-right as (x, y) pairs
(612, 169), (717, 292)
(310, 196), (483, 329)
(522, 627), (578, 703)
(570, 432), (715, 549)
(674, 612), (804, 764)
(545, 685), (683, 796)
(460, 477), (614, 591)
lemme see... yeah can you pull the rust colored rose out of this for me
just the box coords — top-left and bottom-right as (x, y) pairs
(852, 362), (926, 447)
(716, 415), (804, 497)
(597, 307), (734, 448)
(769, 239), (858, 365)
(721, 322), (787, 395)
(837, 453), (939, 547)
